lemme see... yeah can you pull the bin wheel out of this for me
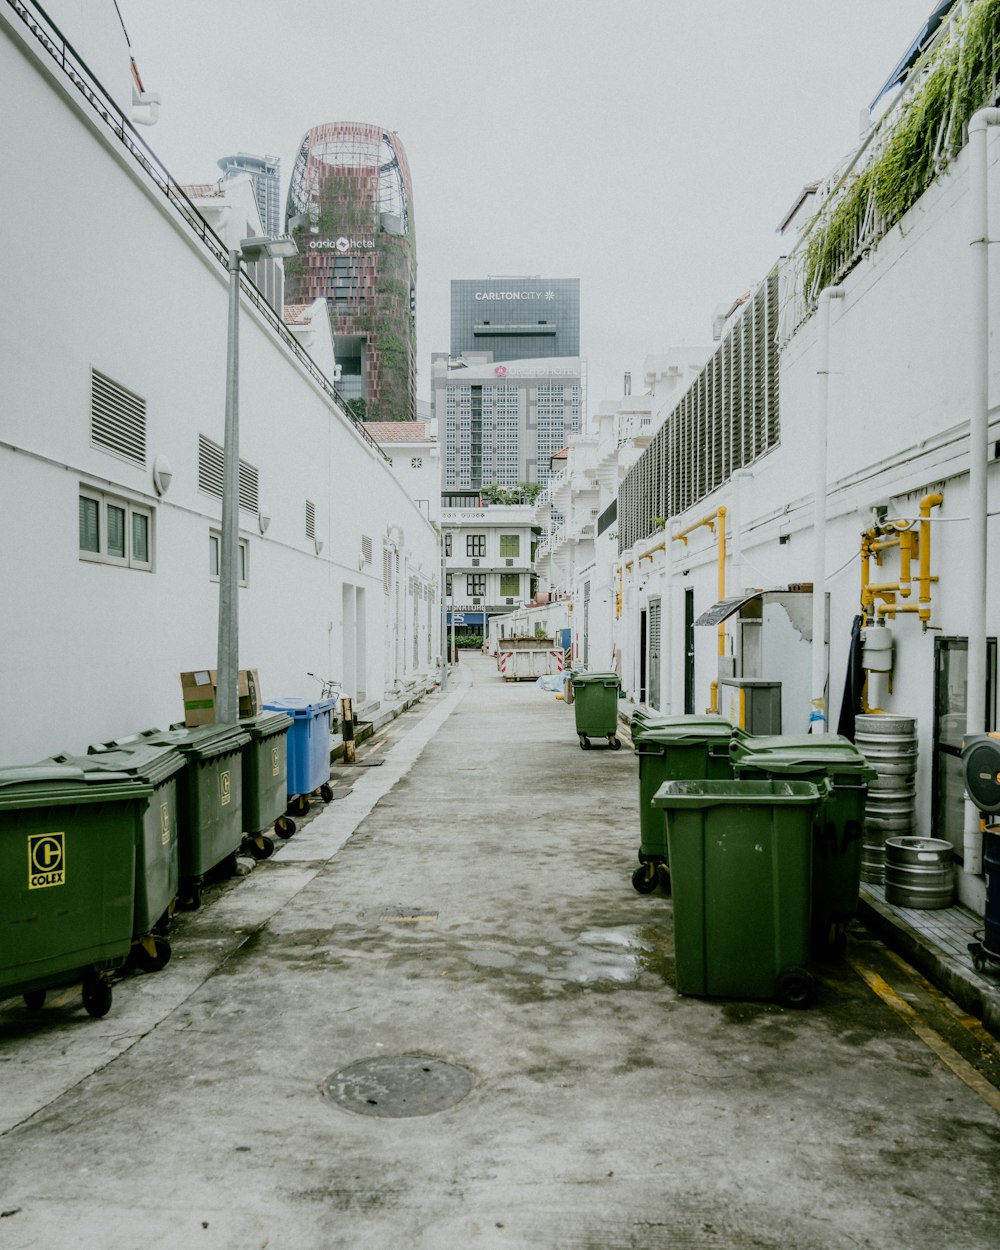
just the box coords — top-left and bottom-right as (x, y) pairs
(632, 864), (658, 894)
(245, 834), (275, 861)
(82, 975), (113, 1019)
(288, 795), (310, 817)
(187, 880), (203, 910)
(320, 782), (334, 803)
(579, 735), (591, 750)
(275, 815), (296, 838)
(609, 736), (622, 750)
(23, 989), (46, 1013)
(774, 966), (817, 1009)
(133, 936), (172, 974)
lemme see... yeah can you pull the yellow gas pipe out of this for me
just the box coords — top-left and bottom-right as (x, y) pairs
(874, 493), (942, 628)
(673, 506), (727, 712)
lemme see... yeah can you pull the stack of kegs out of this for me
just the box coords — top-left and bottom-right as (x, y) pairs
(855, 713), (918, 883)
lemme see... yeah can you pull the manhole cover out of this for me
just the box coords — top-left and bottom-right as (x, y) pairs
(324, 1055), (474, 1118)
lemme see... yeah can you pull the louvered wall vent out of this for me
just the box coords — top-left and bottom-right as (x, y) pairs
(91, 369), (146, 465)
(306, 500), (316, 540)
(361, 534), (373, 565)
(198, 435), (259, 511)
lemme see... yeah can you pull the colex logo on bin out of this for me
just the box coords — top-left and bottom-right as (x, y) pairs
(28, 832), (65, 889)
(160, 802), (171, 846)
(220, 770), (231, 807)
(271, 746), (280, 778)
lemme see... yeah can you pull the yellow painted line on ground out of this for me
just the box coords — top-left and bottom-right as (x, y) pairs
(848, 953), (1000, 1115)
(882, 946), (1000, 1059)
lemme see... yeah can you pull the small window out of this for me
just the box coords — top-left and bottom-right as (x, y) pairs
(79, 488), (152, 570)
(467, 574), (485, 597)
(499, 534), (520, 558)
(209, 530), (249, 586)
(467, 534), (485, 558)
(446, 574), (453, 596)
(444, 533), (452, 556)
(500, 573), (519, 597)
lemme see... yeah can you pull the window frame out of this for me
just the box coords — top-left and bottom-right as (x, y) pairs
(466, 573), (486, 598)
(499, 572), (520, 598)
(209, 529), (249, 587)
(499, 534), (520, 558)
(79, 487), (153, 571)
(466, 533), (486, 558)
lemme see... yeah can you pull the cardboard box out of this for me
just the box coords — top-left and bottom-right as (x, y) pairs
(179, 668), (262, 726)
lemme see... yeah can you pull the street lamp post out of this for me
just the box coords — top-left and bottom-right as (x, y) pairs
(217, 234), (297, 724)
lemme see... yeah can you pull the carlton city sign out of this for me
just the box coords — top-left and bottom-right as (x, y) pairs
(308, 236), (376, 252)
(475, 290), (555, 301)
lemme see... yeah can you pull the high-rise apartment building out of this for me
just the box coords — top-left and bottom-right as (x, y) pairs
(284, 122), (416, 421)
(217, 152), (281, 238)
(438, 276), (582, 491)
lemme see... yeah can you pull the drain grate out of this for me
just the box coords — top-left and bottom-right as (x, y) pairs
(324, 1055), (474, 1118)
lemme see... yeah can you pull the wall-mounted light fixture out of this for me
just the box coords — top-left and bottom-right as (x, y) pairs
(152, 454), (173, 496)
(258, 510), (271, 534)
(315, 539), (324, 556)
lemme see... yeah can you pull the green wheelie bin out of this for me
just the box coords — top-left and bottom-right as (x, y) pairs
(730, 735), (876, 953)
(239, 711), (293, 854)
(631, 716), (736, 894)
(134, 724), (250, 908)
(652, 778), (825, 1007)
(570, 671), (623, 750)
(58, 740), (186, 972)
(0, 763), (150, 1018)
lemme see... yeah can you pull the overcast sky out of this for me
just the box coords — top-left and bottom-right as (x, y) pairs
(120, 0), (934, 410)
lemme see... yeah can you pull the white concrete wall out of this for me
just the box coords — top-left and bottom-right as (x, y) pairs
(610, 129), (1000, 909)
(0, 7), (439, 761)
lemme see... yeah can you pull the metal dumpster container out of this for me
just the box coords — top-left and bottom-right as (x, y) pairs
(569, 671), (622, 750)
(652, 778), (824, 1006)
(240, 711), (293, 848)
(630, 716), (736, 894)
(263, 697), (337, 814)
(0, 763), (149, 1017)
(730, 736), (875, 953)
(63, 740), (186, 971)
(136, 725), (250, 908)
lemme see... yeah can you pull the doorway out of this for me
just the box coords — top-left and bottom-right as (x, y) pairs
(932, 636), (996, 860)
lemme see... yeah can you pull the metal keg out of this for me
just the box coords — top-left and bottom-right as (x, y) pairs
(884, 836), (954, 909)
(855, 714), (918, 884)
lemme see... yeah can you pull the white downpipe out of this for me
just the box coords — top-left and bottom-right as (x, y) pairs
(963, 109), (1000, 873)
(663, 528), (675, 713)
(811, 287), (844, 734)
(731, 469), (753, 594)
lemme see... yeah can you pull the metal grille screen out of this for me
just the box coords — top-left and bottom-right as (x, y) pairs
(198, 435), (259, 511)
(91, 370), (146, 465)
(618, 266), (779, 553)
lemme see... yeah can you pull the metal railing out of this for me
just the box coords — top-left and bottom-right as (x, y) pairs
(6, 0), (388, 461)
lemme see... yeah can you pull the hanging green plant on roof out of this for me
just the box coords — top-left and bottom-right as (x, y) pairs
(804, 0), (1000, 298)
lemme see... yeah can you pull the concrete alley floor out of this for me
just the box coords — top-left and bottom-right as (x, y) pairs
(1, 653), (999, 1250)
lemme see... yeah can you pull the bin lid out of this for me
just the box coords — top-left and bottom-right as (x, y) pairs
(66, 744), (186, 787)
(570, 672), (621, 685)
(651, 778), (822, 808)
(240, 711), (293, 739)
(633, 715), (734, 746)
(0, 762), (150, 808)
(732, 747), (877, 780)
(263, 697), (338, 717)
(143, 724), (252, 760)
(731, 733), (855, 756)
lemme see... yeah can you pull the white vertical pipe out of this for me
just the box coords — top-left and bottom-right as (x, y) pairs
(811, 288), (844, 734)
(964, 109), (1000, 873)
(216, 249), (242, 724)
(663, 528), (675, 713)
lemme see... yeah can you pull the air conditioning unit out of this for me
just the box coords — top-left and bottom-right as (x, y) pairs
(505, 558), (514, 566)
(472, 558), (481, 566)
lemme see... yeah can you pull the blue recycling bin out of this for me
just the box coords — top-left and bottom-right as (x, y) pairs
(263, 697), (338, 812)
